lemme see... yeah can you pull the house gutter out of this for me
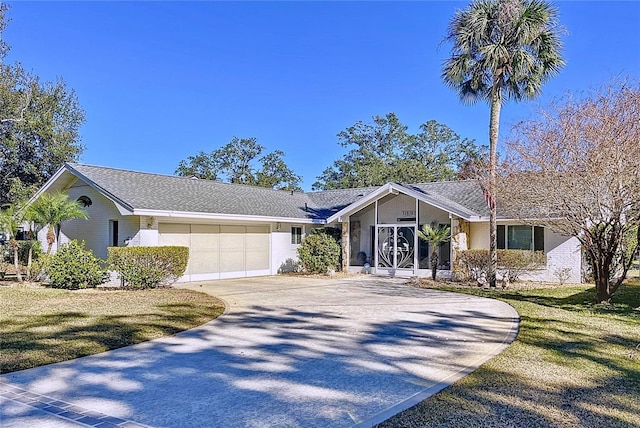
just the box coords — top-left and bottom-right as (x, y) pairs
(132, 209), (326, 225)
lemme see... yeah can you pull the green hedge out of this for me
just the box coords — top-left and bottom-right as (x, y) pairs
(47, 240), (108, 289)
(297, 232), (340, 274)
(108, 246), (189, 288)
(454, 249), (547, 282)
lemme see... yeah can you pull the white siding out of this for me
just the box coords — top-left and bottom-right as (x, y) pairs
(51, 182), (140, 260)
(272, 223), (305, 273)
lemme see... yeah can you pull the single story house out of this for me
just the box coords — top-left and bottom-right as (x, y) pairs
(33, 163), (583, 283)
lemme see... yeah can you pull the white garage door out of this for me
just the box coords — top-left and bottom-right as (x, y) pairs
(158, 224), (271, 281)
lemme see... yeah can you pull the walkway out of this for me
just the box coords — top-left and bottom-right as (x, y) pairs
(0, 275), (519, 427)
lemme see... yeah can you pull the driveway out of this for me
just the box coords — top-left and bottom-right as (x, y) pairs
(0, 275), (519, 428)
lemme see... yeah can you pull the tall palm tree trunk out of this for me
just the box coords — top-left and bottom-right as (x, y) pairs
(46, 224), (55, 255)
(488, 86), (502, 288)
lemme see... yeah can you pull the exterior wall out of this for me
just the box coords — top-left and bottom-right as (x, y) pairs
(51, 182), (140, 260)
(377, 194), (416, 224)
(135, 216), (159, 246)
(468, 221), (582, 283)
(417, 201), (450, 226)
(272, 223), (305, 273)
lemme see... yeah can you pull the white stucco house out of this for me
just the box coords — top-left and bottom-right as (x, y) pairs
(33, 163), (583, 283)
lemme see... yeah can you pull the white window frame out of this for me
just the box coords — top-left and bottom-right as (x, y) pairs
(291, 226), (303, 245)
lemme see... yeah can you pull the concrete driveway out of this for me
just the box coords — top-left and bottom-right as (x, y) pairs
(0, 275), (519, 428)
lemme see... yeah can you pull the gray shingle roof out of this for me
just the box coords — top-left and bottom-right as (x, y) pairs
(66, 163), (493, 221)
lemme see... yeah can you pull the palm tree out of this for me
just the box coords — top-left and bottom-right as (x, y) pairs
(27, 192), (88, 254)
(442, 0), (564, 287)
(418, 224), (451, 281)
(0, 204), (25, 282)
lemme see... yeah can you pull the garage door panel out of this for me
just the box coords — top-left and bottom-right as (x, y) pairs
(159, 223), (271, 277)
(158, 224), (190, 246)
(190, 225), (220, 274)
(246, 227), (269, 270)
(220, 226), (245, 272)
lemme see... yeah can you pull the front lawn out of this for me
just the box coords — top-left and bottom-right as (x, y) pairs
(0, 286), (225, 374)
(380, 279), (640, 428)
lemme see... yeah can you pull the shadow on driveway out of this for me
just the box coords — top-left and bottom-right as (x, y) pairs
(0, 275), (519, 428)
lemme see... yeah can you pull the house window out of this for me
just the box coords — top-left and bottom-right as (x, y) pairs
(291, 226), (302, 245)
(77, 196), (92, 207)
(498, 225), (544, 251)
(109, 220), (119, 247)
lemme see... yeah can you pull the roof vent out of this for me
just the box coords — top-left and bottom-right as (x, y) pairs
(189, 176), (199, 180)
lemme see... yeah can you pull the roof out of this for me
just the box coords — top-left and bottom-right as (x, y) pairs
(45, 163), (497, 222)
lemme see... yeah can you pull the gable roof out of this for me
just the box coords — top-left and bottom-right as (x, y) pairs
(40, 163), (497, 223)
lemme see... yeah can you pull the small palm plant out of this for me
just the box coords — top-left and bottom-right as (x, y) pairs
(27, 192), (88, 254)
(418, 224), (451, 281)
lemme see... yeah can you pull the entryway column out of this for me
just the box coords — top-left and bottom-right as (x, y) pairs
(341, 221), (349, 272)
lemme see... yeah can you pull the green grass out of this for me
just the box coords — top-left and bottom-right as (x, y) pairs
(0, 286), (225, 374)
(380, 279), (640, 428)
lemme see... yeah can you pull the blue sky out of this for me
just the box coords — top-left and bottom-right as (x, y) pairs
(4, 1), (640, 191)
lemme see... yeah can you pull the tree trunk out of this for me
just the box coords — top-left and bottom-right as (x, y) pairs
(26, 245), (33, 281)
(592, 255), (612, 303)
(10, 239), (22, 283)
(46, 225), (55, 254)
(488, 86), (502, 288)
(431, 250), (438, 281)
(595, 270), (611, 303)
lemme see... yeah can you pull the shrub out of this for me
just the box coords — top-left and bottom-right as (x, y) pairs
(28, 254), (51, 282)
(0, 260), (8, 279)
(498, 249), (546, 282)
(454, 249), (546, 282)
(454, 249), (490, 281)
(46, 240), (108, 289)
(297, 232), (340, 274)
(1, 241), (41, 265)
(108, 246), (189, 288)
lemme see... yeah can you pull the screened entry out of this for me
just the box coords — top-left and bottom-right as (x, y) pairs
(376, 226), (416, 272)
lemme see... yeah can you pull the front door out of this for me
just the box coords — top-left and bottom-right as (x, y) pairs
(376, 225), (415, 275)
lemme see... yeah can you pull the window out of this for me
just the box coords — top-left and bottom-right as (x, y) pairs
(77, 196), (92, 207)
(291, 226), (302, 245)
(109, 220), (119, 247)
(497, 225), (544, 251)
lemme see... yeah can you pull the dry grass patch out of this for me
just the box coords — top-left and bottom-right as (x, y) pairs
(0, 285), (225, 374)
(379, 279), (640, 428)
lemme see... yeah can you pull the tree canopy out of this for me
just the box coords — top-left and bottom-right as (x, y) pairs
(312, 113), (484, 190)
(499, 80), (640, 303)
(1, 5), (85, 206)
(442, 0), (565, 287)
(175, 137), (302, 192)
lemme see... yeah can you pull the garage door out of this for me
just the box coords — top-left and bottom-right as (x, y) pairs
(158, 224), (271, 281)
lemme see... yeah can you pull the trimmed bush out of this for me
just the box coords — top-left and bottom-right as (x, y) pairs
(108, 246), (189, 288)
(46, 240), (108, 289)
(297, 232), (340, 274)
(454, 249), (546, 282)
(498, 249), (546, 282)
(454, 249), (490, 280)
